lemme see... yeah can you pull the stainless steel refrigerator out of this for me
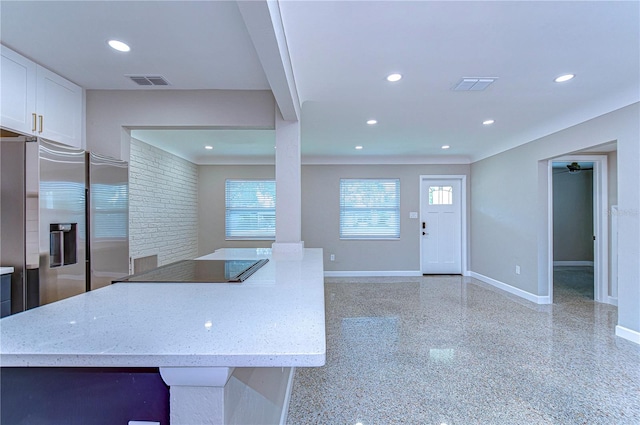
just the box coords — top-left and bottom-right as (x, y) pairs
(0, 137), (129, 313)
(87, 151), (129, 291)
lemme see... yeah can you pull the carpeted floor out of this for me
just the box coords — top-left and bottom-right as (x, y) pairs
(553, 265), (594, 303)
(286, 274), (639, 425)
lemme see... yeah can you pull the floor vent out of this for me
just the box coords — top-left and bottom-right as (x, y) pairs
(132, 254), (158, 274)
(127, 75), (171, 86)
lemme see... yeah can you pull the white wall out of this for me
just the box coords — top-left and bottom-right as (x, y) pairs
(608, 150), (618, 296)
(303, 164), (470, 273)
(470, 102), (639, 338)
(86, 89), (275, 162)
(608, 150), (618, 207)
(198, 165), (275, 256)
(616, 106), (640, 337)
(130, 138), (198, 266)
(197, 163), (470, 272)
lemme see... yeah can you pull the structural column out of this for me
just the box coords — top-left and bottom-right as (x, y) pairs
(272, 107), (303, 256)
(160, 367), (234, 425)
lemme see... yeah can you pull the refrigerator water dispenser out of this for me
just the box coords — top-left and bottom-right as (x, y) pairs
(49, 223), (77, 267)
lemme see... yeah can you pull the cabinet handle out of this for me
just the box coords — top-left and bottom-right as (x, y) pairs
(38, 115), (43, 133)
(32, 113), (37, 132)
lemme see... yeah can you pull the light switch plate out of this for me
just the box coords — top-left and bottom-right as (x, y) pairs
(409, 212), (418, 219)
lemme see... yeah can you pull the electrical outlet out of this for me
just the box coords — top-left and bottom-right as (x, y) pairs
(515, 265), (520, 275)
(330, 254), (335, 261)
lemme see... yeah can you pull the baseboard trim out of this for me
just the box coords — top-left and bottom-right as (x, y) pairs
(324, 270), (422, 277)
(615, 325), (640, 345)
(469, 271), (551, 304)
(553, 261), (594, 267)
(607, 297), (619, 306)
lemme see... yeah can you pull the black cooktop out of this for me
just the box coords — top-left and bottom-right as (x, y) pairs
(115, 259), (269, 283)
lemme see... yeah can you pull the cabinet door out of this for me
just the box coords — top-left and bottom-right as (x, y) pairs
(0, 45), (37, 134)
(36, 65), (82, 148)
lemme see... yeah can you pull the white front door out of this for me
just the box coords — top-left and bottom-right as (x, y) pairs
(421, 178), (462, 274)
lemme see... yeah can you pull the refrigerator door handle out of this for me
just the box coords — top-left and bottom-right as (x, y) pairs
(25, 267), (40, 310)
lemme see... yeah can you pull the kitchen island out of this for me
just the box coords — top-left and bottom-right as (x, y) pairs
(0, 248), (326, 424)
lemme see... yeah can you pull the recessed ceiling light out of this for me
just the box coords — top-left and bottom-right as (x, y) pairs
(483, 119), (495, 125)
(355, 145), (363, 150)
(366, 119), (377, 125)
(554, 74), (575, 83)
(108, 39), (131, 52)
(204, 145), (213, 150)
(441, 145), (450, 150)
(386, 73), (402, 82)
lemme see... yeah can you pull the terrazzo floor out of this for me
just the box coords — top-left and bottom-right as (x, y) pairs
(287, 272), (640, 425)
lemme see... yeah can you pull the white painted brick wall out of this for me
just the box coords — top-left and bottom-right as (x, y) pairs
(129, 139), (198, 266)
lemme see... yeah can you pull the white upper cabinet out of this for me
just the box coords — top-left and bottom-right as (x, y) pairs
(35, 66), (82, 148)
(1, 46), (37, 135)
(1, 45), (83, 149)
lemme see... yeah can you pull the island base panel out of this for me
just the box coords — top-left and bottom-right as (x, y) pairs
(0, 367), (169, 425)
(166, 366), (294, 425)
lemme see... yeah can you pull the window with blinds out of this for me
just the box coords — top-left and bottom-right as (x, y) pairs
(339, 178), (400, 239)
(225, 180), (276, 240)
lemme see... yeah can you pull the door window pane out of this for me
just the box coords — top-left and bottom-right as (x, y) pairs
(429, 186), (453, 205)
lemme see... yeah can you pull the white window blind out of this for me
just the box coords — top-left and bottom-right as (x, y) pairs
(225, 180), (276, 240)
(340, 178), (400, 239)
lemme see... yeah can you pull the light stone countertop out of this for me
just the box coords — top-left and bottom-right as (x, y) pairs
(1, 267), (14, 275)
(0, 248), (326, 368)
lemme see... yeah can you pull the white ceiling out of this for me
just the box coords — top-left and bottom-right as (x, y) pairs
(1, 1), (637, 164)
(0, 1), (269, 90)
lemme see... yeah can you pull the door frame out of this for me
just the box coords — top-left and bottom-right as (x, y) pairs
(547, 155), (609, 304)
(419, 175), (468, 275)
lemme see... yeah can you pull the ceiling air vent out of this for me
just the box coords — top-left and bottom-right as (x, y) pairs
(127, 75), (171, 86)
(453, 78), (496, 91)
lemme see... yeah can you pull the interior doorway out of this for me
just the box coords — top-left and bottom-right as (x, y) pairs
(548, 155), (609, 304)
(552, 160), (595, 302)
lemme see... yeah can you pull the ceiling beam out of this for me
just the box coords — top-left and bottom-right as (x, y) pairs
(237, 0), (300, 121)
